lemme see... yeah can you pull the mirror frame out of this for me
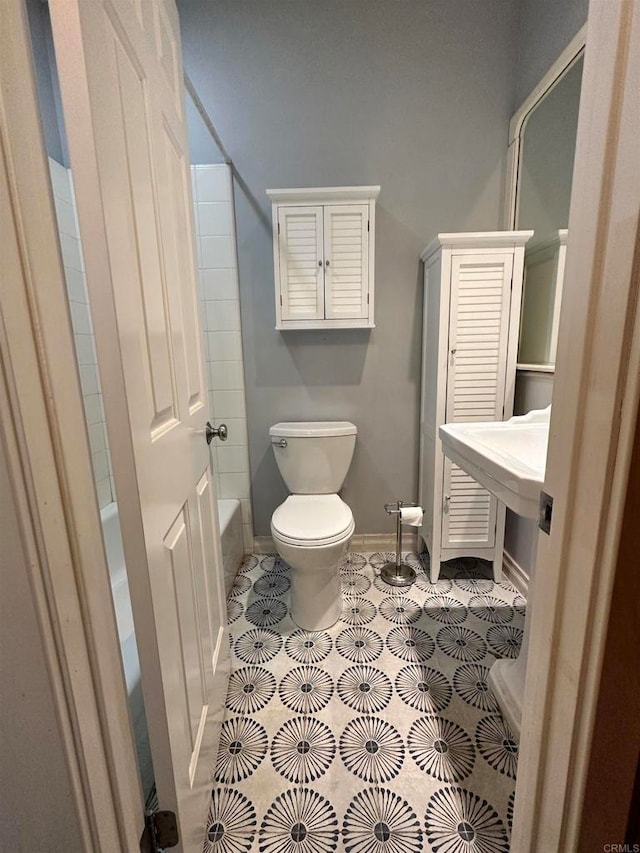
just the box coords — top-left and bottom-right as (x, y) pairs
(503, 24), (587, 231)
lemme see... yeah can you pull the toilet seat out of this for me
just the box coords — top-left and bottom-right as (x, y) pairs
(271, 494), (354, 547)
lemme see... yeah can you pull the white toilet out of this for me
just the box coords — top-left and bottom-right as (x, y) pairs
(269, 421), (357, 631)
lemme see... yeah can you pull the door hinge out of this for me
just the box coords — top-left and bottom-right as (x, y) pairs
(280, 294), (283, 306)
(367, 220), (370, 232)
(367, 293), (370, 304)
(539, 491), (553, 535)
(277, 221), (280, 235)
(140, 811), (179, 852)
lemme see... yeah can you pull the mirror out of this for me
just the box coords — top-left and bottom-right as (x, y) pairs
(512, 53), (584, 367)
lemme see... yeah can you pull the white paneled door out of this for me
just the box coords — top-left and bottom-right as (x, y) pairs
(50, 1), (228, 850)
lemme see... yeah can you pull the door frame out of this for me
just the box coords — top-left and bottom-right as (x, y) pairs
(511, 0), (640, 849)
(0, 0), (141, 847)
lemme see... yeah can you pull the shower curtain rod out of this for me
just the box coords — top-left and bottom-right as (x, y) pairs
(184, 71), (233, 168)
(183, 71), (271, 230)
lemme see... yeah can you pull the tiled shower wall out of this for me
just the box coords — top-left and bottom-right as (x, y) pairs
(49, 157), (114, 510)
(191, 164), (253, 551)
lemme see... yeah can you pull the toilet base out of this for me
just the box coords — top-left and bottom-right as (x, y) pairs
(289, 566), (342, 632)
(271, 532), (352, 632)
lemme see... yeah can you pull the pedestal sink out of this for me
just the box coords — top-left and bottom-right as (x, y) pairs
(439, 406), (550, 736)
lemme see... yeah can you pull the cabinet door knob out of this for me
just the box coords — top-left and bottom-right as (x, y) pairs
(325, 259), (330, 267)
(318, 260), (323, 266)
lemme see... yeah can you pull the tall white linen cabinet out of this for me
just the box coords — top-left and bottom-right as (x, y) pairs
(418, 232), (533, 582)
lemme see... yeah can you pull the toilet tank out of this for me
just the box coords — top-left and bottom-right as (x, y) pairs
(270, 421), (357, 494)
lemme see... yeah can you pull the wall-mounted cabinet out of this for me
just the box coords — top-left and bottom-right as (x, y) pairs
(418, 231), (532, 582)
(267, 186), (380, 330)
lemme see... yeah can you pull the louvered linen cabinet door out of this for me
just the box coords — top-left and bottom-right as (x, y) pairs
(441, 253), (514, 554)
(277, 205), (325, 322)
(324, 204), (370, 320)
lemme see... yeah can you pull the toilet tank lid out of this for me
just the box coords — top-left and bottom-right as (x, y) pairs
(270, 421), (357, 437)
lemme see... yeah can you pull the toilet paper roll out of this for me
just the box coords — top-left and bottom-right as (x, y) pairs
(399, 506), (423, 526)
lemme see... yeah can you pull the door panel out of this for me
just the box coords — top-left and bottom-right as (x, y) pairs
(324, 203), (369, 319)
(50, 0), (228, 849)
(441, 253), (514, 551)
(278, 205), (324, 320)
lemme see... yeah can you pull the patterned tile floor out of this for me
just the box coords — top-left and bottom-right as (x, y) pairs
(203, 552), (525, 853)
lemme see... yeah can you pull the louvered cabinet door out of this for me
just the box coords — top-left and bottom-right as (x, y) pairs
(278, 206), (324, 321)
(324, 204), (369, 320)
(441, 253), (514, 550)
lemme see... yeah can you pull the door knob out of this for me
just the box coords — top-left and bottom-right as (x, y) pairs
(206, 421), (228, 444)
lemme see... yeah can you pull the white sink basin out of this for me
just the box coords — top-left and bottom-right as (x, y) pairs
(439, 407), (550, 519)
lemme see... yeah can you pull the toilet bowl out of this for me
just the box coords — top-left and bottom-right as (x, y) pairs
(269, 422), (357, 631)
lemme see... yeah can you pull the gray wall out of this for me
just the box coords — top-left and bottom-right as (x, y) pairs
(179, 0), (520, 536)
(25, 0), (69, 166)
(514, 0), (588, 108)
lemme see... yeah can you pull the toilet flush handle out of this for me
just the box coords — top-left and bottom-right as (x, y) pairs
(272, 438), (288, 448)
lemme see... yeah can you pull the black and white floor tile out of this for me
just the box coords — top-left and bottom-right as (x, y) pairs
(204, 552), (523, 852)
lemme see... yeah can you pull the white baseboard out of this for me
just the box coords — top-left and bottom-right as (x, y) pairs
(252, 532), (421, 555)
(502, 550), (529, 597)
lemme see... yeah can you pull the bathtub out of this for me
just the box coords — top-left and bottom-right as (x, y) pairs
(100, 502), (154, 802)
(218, 498), (244, 596)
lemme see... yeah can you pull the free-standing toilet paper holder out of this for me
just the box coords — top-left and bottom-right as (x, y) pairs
(381, 500), (418, 587)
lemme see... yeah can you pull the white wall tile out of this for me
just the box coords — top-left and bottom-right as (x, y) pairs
(213, 389), (246, 419)
(75, 333), (96, 365)
(92, 449), (110, 482)
(193, 163), (253, 545)
(197, 202), (233, 237)
(205, 300), (240, 332)
(205, 390), (215, 422)
(96, 477), (113, 510)
(79, 363), (99, 396)
(54, 198), (77, 238)
(59, 233), (84, 272)
(200, 235), (235, 269)
(65, 268), (87, 303)
(208, 330), (242, 362)
(201, 268), (238, 301)
(240, 499), (253, 526)
(88, 422), (107, 455)
(243, 524), (253, 552)
(195, 166), (230, 203)
(213, 417), (248, 447)
(70, 300), (92, 335)
(218, 472), (250, 500)
(49, 157), (72, 203)
(210, 360), (244, 391)
(84, 394), (103, 426)
(50, 158), (115, 516)
(216, 445), (248, 474)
